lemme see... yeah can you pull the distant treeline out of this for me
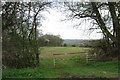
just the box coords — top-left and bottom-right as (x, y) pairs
(62, 39), (98, 47)
(38, 34), (63, 47)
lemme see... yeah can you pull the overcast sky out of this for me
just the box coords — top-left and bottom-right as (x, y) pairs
(39, 3), (103, 40)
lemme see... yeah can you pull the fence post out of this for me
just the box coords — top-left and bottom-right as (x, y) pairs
(86, 53), (94, 63)
(53, 58), (56, 67)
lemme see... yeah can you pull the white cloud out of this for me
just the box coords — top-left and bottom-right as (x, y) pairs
(39, 5), (103, 39)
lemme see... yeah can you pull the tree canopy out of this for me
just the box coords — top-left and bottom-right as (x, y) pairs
(2, 2), (51, 68)
(38, 34), (63, 47)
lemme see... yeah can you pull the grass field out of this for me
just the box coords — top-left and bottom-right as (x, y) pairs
(3, 47), (119, 78)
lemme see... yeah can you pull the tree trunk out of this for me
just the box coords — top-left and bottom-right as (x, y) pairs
(91, 2), (115, 43)
(108, 2), (120, 57)
(91, 2), (120, 57)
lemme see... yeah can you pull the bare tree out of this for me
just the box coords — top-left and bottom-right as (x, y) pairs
(65, 2), (120, 57)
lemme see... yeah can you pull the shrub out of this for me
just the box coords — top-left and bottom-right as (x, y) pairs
(72, 44), (76, 47)
(63, 43), (67, 47)
(90, 39), (114, 61)
(2, 34), (37, 69)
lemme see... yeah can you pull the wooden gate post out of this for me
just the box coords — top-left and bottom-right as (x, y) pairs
(53, 58), (56, 67)
(86, 53), (94, 63)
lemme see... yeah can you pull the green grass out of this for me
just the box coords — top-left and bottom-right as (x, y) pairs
(3, 47), (119, 78)
(40, 47), (90, 52)
(39, 47), (89, 59)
